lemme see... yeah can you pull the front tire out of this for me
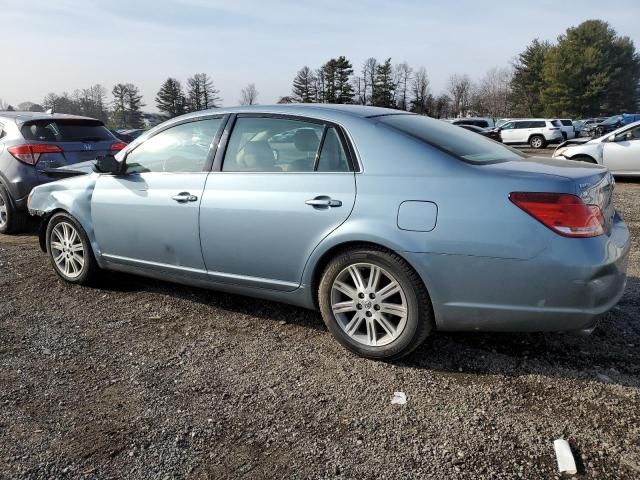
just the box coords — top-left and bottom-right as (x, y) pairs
(318, 247), (433, 361)
(0, 185), (27, 234)
(529, 135), (546, 149)
(46, 213), (98, 285)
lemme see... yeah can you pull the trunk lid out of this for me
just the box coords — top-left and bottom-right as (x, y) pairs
(481, 156), (615, 234)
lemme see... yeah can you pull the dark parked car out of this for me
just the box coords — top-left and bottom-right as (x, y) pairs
(458, 124), (501, 142)
(587, 114), (640, 138)
(109, 129), (135, 144)
(0, 112), (125, 233)
(452, 118), (495, 129)
(118, 128), (146, 140)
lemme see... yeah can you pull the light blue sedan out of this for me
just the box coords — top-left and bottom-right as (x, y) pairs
(27, 105), (630, 360)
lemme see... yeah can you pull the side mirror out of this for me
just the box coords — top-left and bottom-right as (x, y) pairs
(94, 154), (123, 175)
(607, 134), (616, 143)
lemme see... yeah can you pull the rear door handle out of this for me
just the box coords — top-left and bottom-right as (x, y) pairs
(172, 192), (198, 203)
(305, 196), (342, 208)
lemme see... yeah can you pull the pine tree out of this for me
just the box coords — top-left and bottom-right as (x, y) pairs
(372, 58), (395, 107)
(334, 56), (354, 104)
(541, 20), (640, 117)
(292, 66), (317, 103)
(111, 84), (128, 127)
(322, 59), (338, 103)
(156, 78), (186, 118)
(125, 84), (145, 128)
(320, 57), (354, 104)
(187, 73), (221, 111)
(510, 39), (551, 117)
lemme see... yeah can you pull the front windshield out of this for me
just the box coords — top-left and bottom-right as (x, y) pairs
(376, 114), (525, 164)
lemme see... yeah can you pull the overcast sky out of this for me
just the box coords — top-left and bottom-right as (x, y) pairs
(1, 0), (639, 111)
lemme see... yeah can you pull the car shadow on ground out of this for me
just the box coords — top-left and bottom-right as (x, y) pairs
(97, 269), (640, 388)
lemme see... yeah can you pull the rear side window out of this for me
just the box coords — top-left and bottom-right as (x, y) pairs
(530, 121), (546, 128)
(222, 117), (352, 173)
(377, 114), (524, 164)
(21, 120), (113, 142)
(317, 128), (350, 172)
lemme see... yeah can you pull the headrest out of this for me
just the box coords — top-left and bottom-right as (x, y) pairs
(239, 141), (275, 168)
(293, 128), (320, 153)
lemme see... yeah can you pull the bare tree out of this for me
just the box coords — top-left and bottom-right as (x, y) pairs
(362, 57), (378, 105)
(352, 76), (366, 105)
(447, 73), (472, 117)
(471, 67), (513, 118)
(239, 83), (259, 105)
(394, 62), (413, 110)
(410, 67), (430, 114)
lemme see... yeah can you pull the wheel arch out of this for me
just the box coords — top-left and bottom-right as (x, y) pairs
(528, 133), (545, 144)
(37, 208), (70, 252)
(308, 240), (431, 312)
(568, 154), (598, 164)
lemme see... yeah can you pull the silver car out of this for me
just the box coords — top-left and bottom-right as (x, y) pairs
(27, 105), (630, 360)
(553, 120), (640, 176)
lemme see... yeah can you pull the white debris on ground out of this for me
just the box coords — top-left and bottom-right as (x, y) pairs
(390, 391), (407, 405)
(553, 439), (577, 475)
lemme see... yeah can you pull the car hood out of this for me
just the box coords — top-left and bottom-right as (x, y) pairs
(557, 138), (594, 148)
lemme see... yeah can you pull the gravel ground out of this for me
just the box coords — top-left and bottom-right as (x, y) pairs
(0, 180), (638, 479)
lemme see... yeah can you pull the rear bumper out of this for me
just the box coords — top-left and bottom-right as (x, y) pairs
(404, 217), (631, 333)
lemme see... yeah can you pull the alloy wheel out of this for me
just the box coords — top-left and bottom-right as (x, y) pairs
(50, 221), (85, 279)
(531, 137), (543, 148)
(330, 262), (408, 347)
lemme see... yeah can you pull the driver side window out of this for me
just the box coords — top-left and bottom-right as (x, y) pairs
(125, 118), (222, 174)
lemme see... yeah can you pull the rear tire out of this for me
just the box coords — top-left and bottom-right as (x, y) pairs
(529, 135), (546, 149)
(46, 212), (98, 285)
(318, 247), (434, 361)
(0, 185), (27, 235)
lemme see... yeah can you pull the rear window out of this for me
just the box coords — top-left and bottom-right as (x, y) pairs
(550, 120), (562, 127)
(21, 119), (113, 142)
(377, 114), (524, 164)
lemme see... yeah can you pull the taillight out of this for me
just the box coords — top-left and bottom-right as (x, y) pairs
(111, 142), (127, 151)
(7, 144), (63, 165)
(510, 192), (605, 238)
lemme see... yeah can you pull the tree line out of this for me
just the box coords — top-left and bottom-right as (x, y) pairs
(2, 20), (638, 127)
(281, 20), (639, 119)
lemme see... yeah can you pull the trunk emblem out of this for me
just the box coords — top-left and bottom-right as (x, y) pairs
(83, 143), (93, 151)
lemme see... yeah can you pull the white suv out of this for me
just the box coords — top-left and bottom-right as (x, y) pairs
(499, 119), (564, 148)
(558, 119), (576, 140)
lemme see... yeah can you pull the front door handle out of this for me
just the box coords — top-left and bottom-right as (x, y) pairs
(172, 192), (198, 203)
(305, 196), (342, 209)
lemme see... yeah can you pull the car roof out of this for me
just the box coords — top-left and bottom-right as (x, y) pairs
(177, 104), (405, 121)
(0, 111), (101, 125)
